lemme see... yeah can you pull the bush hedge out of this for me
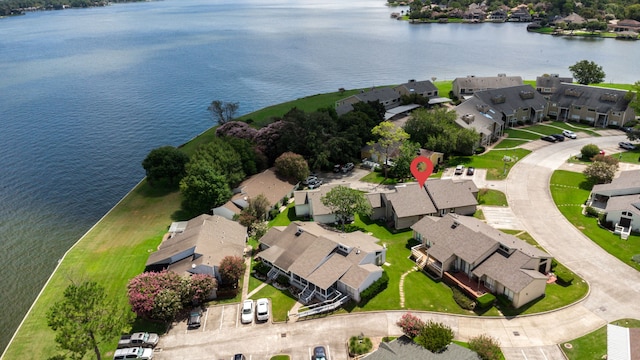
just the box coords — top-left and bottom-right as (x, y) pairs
(476, 293), (496, 309)
(253, 261), (270, 276)
(556, 270), (574, 285)
(359, 270), (389, 304)
(451, 287), (475, 310)
(348, 336), (373, 355)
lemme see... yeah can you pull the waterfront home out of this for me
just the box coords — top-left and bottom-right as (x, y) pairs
(145, 214), (248, 293)
(335, 87), (401, 116)
(535, 74), (573, 96)
(471, 84), (548, 127)
(453, 96), (505, 147)
(546, 83), (635, 127)
(608, 19), (640, 33)
(451, 74), (523, 99)
(257, 222), (386, 303)
(410, 214), (553, 308)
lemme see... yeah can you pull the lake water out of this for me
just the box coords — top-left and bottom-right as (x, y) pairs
(1, 0), (639, 352)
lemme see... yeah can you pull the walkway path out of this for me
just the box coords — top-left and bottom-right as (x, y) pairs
(398, 268), (415, 308)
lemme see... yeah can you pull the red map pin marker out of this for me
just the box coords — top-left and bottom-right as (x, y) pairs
(411, 156), (434, 187)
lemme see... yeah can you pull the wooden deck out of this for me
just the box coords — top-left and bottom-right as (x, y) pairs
(443, 271), (491, 298)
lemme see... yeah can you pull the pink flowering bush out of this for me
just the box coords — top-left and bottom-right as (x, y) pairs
(215, 121), (258, 141)
(396, 312), (425, 338)
(219, 256), (246, 286)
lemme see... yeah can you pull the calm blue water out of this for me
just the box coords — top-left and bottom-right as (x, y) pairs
(1, 0), (640, 352)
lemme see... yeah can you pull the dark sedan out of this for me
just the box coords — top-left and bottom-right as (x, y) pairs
(541, 135), (557, 143)
(551, 134), (565, 142)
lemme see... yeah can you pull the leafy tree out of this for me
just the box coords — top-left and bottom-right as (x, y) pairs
(253, 120), (289, 163)
(584, 161), (617, 184)
(215, 121), (258, 141)
(189, 273), (217, 304)
(569, 60), (605, 85)
(141, 146), (190, 187)
(592, 154), (619, 167)
(370, 121), (410, 178)
(321, 185), (372, 230)
(207, 100), (239, 124)
(179, 163), (232, 214)
(151, 288), (182, 322)
(414, 320), (454, 352)
(390, 141), (420, 180)
(219, 255), (246, 286)
(469, 334), (502, 360)
(396, 312), (425, 338)
(625, 4), (640, 21)
(580, 144), (601, 160)
(249, 221), (269, 240)
(190, 138), (245, 187)
(47, 281), (131, 360)
(239, 194), (271, 228)
(223, 136), (264, 176)
(274, 152), (310, 182)
(404, 108), (478, 155)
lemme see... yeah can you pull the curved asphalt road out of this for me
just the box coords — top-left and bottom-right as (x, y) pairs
(157, 134), (640, 360)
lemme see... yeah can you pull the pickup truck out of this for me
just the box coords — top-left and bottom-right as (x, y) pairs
(117, 332), (159, 349)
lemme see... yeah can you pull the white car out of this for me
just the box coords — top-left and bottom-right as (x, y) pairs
(241, 299), (254, 324)
(256, 298), (269, 322)
(562, 130), (577, 139)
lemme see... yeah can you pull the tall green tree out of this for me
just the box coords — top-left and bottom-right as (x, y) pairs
(274, 152), (310, 182)
(369, 121), (410, 178)
(141, 146), (190, 187)
(569, 60), (606, 85)
(390, 141), (420, 180)
(321, 185), (372, 230)
(47, 281), (131, 360)
(414, 320), (454, 352)
(190, 138), (245, 187)
(404, 108), (478, 155)
(207, 100), (239, 125)
(179, 162), (232, 214)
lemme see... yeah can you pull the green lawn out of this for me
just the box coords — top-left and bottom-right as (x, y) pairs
(477, 189), (508, 206)
(359, 170), (399, 185)
(269, 202), (301, 226)
(615, 148), (640, 164)
(562, 319), (640, 360)
(450, 149), (531, 180)
(504, 128), (544, 140)
(547, 121), (601, 137)
(248, 284), (298, 322)
(550, 170), (640, 271)
(492, 138), (529, 149)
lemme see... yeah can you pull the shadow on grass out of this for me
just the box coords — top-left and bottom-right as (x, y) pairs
(130, 317), (170, 335)
(497, 295), (544, 318)
(405, 238), (420, 250)
(579, 179), (596, 191)
(448, 157), (473, 166)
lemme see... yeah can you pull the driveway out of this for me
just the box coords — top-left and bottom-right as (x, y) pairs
(155, 133), (640, 360)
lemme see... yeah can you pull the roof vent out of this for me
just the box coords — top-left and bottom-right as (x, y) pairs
(491, 95), (506, 104)
(498, 73), (506, 77)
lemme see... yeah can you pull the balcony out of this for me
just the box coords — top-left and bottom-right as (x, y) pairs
(443, 271), (492, 299)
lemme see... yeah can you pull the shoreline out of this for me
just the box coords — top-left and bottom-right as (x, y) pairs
(0, 178), (145, 360)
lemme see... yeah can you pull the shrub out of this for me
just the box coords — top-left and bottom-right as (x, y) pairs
(348, 336), (373, 355)
(253, 261), (270, 276)
(580, 144), (600, 160)
(476, 293), (496, 309)
(276, 274), (290, 286)
(396, 312), (425, 338)
(269, 208), (280, 219)
(475, 146), (486, 154)
(452, 287), (476, 310)
(469, 334), (502, 360)
(415, 320), (454, 352)
(343, 224), (366, 233)
(556, 270), (574, 285)
(496, 294), (511, 307)
(632, 254), (640, 264)
(585, 206), (599, 217)
(359, 270), (389, 304)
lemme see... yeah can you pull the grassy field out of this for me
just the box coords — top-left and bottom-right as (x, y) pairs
(562, 319), (640, 360)
(550, 170), (640, 271)
(477, 189), (508, 206)
(492, 138), (529, 149)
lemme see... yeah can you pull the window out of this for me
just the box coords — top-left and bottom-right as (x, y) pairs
(573, 106), (581, 110)
(622, 211), (633, 217)
(503, 287), (514, 300)
(485, 277), (495, 291)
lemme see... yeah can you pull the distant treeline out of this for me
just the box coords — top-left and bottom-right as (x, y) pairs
(0, 0), (148, 16)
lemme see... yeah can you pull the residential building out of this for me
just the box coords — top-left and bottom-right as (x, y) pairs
(294, 183), (350, 224)
(453, 96), (504, 147)
(336, 87), (401, 116)
(508, 6), (532, 22)
(363, 336), (480, 360)
(451, 74), (523, 99)
(535, 74), (573, 96)
(607, 324), (640, 360)
(547, 83), (635, 127)
(393, 79), (438, 99)
(608, 19), (640, 33)
(145, 214), (248, 294)
(488, 9), (507, 22)
(257, 222), (386, 303)
(411, 214), (553, 308)
(213, 168), (297, 220)
(471, 84), (548, 127)
(381, 183), (438, 229)
(588, 170), (640, 238)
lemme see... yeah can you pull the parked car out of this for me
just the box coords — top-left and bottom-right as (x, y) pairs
(619, 142), (636, 150)
(113, 347), (154, 360)
(233, 354), (246, 360)
(313, 346), (328, 360)
(541, 135), (557, 143)
(551, 134), (565, 142)
(361, 159), (380, 169)
(307, 178), (323, 189)
(454, 165), (464, 175)
(562, 130), (577, 139)
(302, 176), (318, 185)
(117, 332), (159, 349)
(341, 162), (355, 173)
(621, 126), (633, 133)
(466, 167), (475, 176)
(333, 164), (342, 173)
(256, 298), (269, 321)
(187, 307), (202, 329)
(241, 299), (254, 324)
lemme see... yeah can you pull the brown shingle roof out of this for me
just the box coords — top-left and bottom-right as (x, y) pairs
(473, 251), (546, 292)
(384, 184), (437, 218)
(425, 179), (478, 210)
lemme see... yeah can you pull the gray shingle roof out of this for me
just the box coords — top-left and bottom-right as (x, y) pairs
(454, 97), (503, 136)
(394, 80), (438, 96)
(473, 85), (547, 116)
(550, 83), (632, 113)
(384, 184), (437, 218)
(363, 336), (480, 360)
(453, 75), (523, 91)
(473, 250), (546, 292)
(592, 170), (640, 196)
(425, 179), (478, 210)
(605, 194), (640, 214)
